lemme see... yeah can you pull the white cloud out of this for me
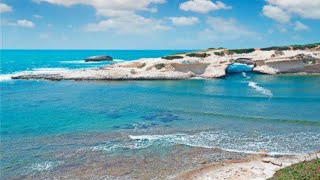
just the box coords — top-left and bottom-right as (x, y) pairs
(263, 5), (290, 23)
(169, 16), (199, 26)
(35, 0), (168, 34)
(0, 3), (12, 13)
(33, 14), (43, 19)
(200, 17), (257, 40)
(263, 0), (320, 22)
(179, 0), (231, 13)
(16, 20), (35, 28)
(294, 21), (308, 31)
(35, 0), (166, 17)
(85, 15), (169, 34)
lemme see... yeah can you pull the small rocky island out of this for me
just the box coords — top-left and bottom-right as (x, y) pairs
(84, 55), (113, 62)
(12, 43), (320, 81)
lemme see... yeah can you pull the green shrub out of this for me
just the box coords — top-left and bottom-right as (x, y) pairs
(186, 53), (210, 58)
(269, 159), (320, 180)
(162, 55), (184, 60)
(214, 51), (225, 56)
(154, 63), (166, 69)
(261, 46), (291, 51)
(207, 47), (224, 51)
(291, 43), (320, 50)
(229, 48), (255, 54)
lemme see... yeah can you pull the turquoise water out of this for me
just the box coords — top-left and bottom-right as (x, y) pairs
(1, 50), (320, 179)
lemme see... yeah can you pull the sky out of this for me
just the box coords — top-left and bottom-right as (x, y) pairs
(1, 0), (320, 49)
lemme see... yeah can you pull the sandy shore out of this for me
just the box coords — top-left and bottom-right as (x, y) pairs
(174, 152), (320, 180)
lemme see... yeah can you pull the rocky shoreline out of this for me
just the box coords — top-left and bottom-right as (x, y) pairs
(174, 151), (320, 180)
(11, 44), (320, 81)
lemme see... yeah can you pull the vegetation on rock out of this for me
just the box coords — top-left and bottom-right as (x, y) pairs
(261, 46), (291, 51)
(162, 55), (184, 60)
(154, 63), (166, 69)
(269, 159), (320, 180)
(261, 43), (320, 51)
(229, 48), (255, 54)
(214, 51), (225, 56)
(207, 47), (224, 51)
(186, 53), (210, 58)
(291, 43), (320, 50)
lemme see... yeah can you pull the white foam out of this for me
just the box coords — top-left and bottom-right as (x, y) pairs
(242, 72), (251, 79)
(113, 59), (125, 62)
(91, 140), (154, 152)
(0, 74), (13, 82)
(31, 161), (55, 171)
(60, 60), (88, 64)
(128, 131), (320, 155)
(248, 81), (273, 97)
(0, 68), (71, 82)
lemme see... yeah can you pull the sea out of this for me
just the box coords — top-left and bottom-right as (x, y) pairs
(1, 50), (320, 179)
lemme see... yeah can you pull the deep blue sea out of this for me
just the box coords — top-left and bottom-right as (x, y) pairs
(1, 50), (320, 179)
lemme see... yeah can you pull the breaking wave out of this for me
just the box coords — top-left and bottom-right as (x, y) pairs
(0, 68), (70, 82)
(0, 74), (13, 82)
(241, 72), (273, 97)
(248, 81), (273, 97)
(30, 161), (60, 172)
(242, 72), (251, 79)
(128, 131), (320, 155)
(90, 130), (320, 155)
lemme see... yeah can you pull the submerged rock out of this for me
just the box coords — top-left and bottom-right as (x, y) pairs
(84, 55), (113, 62)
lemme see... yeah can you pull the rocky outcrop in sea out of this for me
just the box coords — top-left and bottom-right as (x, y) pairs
(11, 43), (320, 81)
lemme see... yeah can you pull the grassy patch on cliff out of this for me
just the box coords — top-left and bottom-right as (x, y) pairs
(186, 53), (210, 58)
(261, 43), (320, 51)
(162, 55), (184, 60)
(291, 43), (320, 50)
(229, 48), (255, 54)
(261, 46), (291, 51)
(214, 51), (225, 56)
(269, 159), (320, 180)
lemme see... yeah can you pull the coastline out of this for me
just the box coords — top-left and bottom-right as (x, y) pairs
(174, 151), (320, 180)
(2, 46), (320, 179)
(10, 44), (320, 81)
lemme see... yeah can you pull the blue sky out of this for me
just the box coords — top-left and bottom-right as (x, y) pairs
(1, 0), (319, 49)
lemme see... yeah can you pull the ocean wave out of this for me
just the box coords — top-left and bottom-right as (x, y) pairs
(128, 131), (320, 155)
(0, 68), (70, 82)
(248, 81), (273, 97)
(90, 130), (320, 155)
(0, 74), (13, 82)
(91, 139), (155, 152)
(60, 60), (88, 64)
(113, 59), (125, 62)
(242, 72), (251, 79)
(30, 161), (57, 172)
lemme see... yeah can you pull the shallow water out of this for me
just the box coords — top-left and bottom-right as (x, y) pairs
(1, 50), (320, 179)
